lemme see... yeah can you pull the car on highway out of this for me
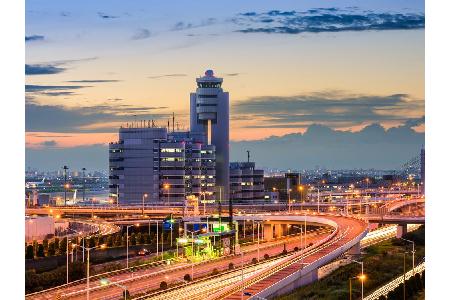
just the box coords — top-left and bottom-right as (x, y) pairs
(137, 248), (150, 256)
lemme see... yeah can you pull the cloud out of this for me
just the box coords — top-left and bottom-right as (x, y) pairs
(234, 8), (424, 34)
(232, 91), (424, 129)
(98, 12), (119, 19)
(26, 35), (44, 42)
(231, 122), (424, 170)
(26, 102), (169, 133)
(40, 140), (57, 147)
(171, 18), (217, 31)
(25, 84), (89, 93)
(131, 28), (152, 40)
(224, 73), (242, 77)
(25, 57), (98, 76)
(26, 64), (66, 75)
(66, 80), (121, 83)
(148, 74), (187, 79)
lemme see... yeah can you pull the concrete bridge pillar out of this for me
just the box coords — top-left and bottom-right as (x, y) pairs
(264, 223), (273, 241)
(274, 224), (283, 238)
(281, 224), (288, 236)
(348, 241), (361, 255)
(396, 224), (408, 238)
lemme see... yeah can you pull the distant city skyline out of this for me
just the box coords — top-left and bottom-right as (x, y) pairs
(25, 0), (424, 170)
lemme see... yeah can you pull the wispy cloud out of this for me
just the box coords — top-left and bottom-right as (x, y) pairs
(66, 80), (121, 83)
(233, 91), (424, 129)
(26, 102), (169, 133)
(148, 74), (187, 79)
(25, 84), (89, 93)
(131, 28), (152, 40)
(233, 8), (424, 34)
(171, 18), (217, 31)
(98, 12), (119, 19)
(25, 35), (44, 42)
(26, 64), (66, 75)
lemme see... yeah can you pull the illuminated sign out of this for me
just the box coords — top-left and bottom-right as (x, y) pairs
(212, 223), (230, 232)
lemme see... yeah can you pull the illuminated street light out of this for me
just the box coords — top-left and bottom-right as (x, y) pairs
(73, 243), (106, 300)
(142, 193), (148, 215)
(99, 278), (129, 299)
(164, 184), (170, 205)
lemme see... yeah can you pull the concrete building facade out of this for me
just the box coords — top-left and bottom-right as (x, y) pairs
(109, 126), (215, 205)
(229, 162), (264, 203)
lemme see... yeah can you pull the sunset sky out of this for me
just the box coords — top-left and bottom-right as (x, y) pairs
(25, 0), (425, 170)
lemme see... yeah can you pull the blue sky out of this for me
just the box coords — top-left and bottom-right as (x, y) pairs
(25, 0), (424, 171)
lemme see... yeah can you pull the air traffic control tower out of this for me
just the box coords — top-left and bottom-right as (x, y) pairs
(190, 70), (230, 200)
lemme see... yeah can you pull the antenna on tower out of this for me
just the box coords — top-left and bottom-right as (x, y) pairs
(172, 112), (175, 132)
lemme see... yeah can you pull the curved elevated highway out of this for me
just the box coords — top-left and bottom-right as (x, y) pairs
(138, 214), (368, 300)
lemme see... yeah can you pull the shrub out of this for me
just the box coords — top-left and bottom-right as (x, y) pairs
(106, 235), (114, 247)
(184, 274), (191, 281)
(252, 258), (258, 264)
(160, 281), (168, 290)
(25, 245), (34, 259)
(264, 253), (270, 260)
(37, 244), (45, 257)
(282, 249), (288, 255)
(294, 247), (299, 252)
(211, 268), (219, 275)
(48, 242), (56, 256)
(228, 262), (234, 270)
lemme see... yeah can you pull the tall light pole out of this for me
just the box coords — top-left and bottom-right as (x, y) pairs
(66, 228), (79, 284)
(126, 224), (140, 268)
(142, 193), (148, 216)
(82, 168), (86, 203)
(164, 184), (170, 205)
(63, 165), (69, 206)
(75, 243), (106, 300)
(351, 260), (365, 299)
(100, 278), (128, 300)
(349, 275), (366, 300)
(288, 188), (292, 213)
(400, 237), (416, 274)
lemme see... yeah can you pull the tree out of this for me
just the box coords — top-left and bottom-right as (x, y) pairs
(264, 253), (270, 260)
(37, 244), (45, 257)
(114, 234), (122, 247)
(130, 233), (137, 246)
(43, 239), (49, 255)
(106, 235), (114, 247)
(143, 233), (150, 244)
(48, 242), (56, 256)
(211, 268), (219, 275)
(53, 238), (60, 255)
(59, 238), (67, 254)
(228, 262), (234, 270)
(26, 245), (34, 259)
(88, 237), (96, 248)
(136, 233), (142, 245)
(252, 258), (258, 264)
(160, 281), (168, 290)
(184, 274), (191, 281)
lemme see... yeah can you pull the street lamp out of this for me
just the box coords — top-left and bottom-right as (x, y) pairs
(126, 224), (140, 268)
(142, 193), (148, 215)
(288, 188), (292, 213)
(298, 186), (304, 212)
(74, 243), (106, 300)
(65, 227), (80, 284)
(399, 237), (416, 275)
(164, 184), (170, 205)
(99, 278), (129, 299)
(349, 274), (366, 300)
(63, 165), (69, 206)
(351, 260), (365, 299)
